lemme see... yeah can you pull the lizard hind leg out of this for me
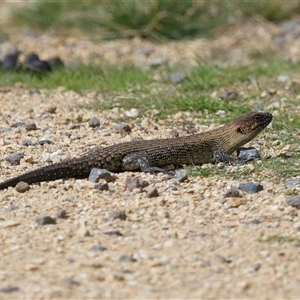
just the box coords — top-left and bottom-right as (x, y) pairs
(122, 152), (172, 174)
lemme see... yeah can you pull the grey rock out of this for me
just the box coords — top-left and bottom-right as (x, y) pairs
(175, 169), (188, 182)
(285, 179), (300, 188)
(219, 90), (238, 100)
(168, 72), (186, 84)
(88, 117), (100, 128)
(224, 187), (240, 198)
(108, 211), (127, 221)
(35, 216), (56, 225)
(29, 88), (41, 94)
(147, 187), (159, 198)
(25, 122), (37, 131)
(286, 196), (300, 208)
(239, 182), (263, 194)
(15, 181), (30, 193)
(89, 168), (113, 183)
(0, 127), (12, 132)
(237, 147), (261, 161)
(5, 152), (24, 165)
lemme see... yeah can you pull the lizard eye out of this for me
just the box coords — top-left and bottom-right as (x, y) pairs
(237, 127), (244, 134)
(254, 115), (262, 121)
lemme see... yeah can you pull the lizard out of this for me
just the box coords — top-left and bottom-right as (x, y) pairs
(0, 111), (272, 190)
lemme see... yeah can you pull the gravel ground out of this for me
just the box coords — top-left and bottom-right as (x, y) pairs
(1, 6), (300, 299)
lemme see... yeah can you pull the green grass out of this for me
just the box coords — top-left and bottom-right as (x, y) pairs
(8, 0), (300, 40)
(259, 235), (300, 244)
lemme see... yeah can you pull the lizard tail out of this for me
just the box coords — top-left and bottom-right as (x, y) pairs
(0, 161), (91, 190)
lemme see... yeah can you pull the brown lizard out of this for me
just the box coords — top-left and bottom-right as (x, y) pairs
(0, 111), (272, 190)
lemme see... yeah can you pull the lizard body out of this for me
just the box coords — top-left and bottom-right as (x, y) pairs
(0, 111), (272, 190)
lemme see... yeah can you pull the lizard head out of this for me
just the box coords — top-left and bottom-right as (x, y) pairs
(224, 111), (272, 153)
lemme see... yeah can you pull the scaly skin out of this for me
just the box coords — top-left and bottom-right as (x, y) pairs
(0, 111), (272, 190)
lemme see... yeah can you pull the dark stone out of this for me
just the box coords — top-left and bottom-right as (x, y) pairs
(237, 147), (261, 162)
(239, 182), (263, 194)
(147, 187), (159, 198)
(38, 140), (54, 145)
(1, 48), (20, 70)
(22, 139), (35, 146)
(47, 57), (64, 68)
(94, 183), (109, 191)
(25, 122), (37, 131)
(224, 187), (240, 198)
(35, 216), (56, 225)
(11, 122), (26, 127)
(24, 53), (52, 75)
(104, 230), (122, 236)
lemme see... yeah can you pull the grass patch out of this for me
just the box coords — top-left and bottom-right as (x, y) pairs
(8, 0), (300, 40)
(258, 235), (300, 244)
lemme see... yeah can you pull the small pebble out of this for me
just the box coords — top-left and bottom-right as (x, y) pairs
(108, 211), (127, 221)
(119, 255), (137, 263)
(5, 152), (24, 165)
(11, 121), (25, 127)
(286, 196), (300, 208)
(104, 230), (122, 236)
(22, 139), (35, 146)
(147, 187), (159, 198)
(175, 169), (188, 182)
(219, 90), (238, 100)
(224, 187), (240, 198)
(35, 216), (56, 225)
(239, 183), (263, 194)
(0, 286), (20, 293)
(146, 57), (167, 67)
(15, 181), (30, 193)
(5, 205), (19, 211)
(56, 209), (68, 219)
(168, 72), (186, 84)
(94, 183), (109, 191)
(88, 117), (100, 128)
(38, 140), (54, 145)
(90, 245), (107, 252)
(25, 122), (37, 131)
(89, 168), (113, 183)
(77, 226), (91, 237)
(29, 88), (40, 94)
(125, 177), (142, 191)
(237, 147), (261, 161)
(285, 180), (300, 188)
(114, 122), (131, 134)
(124, 108), (139, 118)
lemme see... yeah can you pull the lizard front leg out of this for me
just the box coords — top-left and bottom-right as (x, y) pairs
(122, 152), (172, 174)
